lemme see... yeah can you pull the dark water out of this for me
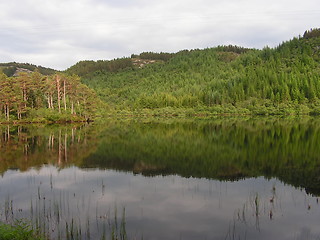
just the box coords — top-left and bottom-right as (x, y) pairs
(0, 117), (320, 240)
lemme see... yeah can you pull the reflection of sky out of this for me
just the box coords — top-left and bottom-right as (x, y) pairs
(0, 166), (319, 240)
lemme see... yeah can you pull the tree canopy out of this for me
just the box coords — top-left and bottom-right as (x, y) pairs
(80, 30), (320, 115)
(0, 72), (101, 122)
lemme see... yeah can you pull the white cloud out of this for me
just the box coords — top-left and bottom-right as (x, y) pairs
(0, 0), (319, 70)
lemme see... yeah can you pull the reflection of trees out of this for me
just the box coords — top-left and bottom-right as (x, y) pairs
(82, 118), (320, 195)
(0, 124), (100, 174)
(1, 118), (320, 195)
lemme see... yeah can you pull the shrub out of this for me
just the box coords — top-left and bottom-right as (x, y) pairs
(0, 220), (44, 240)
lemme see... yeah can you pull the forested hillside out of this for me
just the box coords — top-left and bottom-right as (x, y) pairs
(79, 28), (320, 115)
(65, 52), (175, 77)
(1, 28), (319, 122)
(0, 62), (56, 77)
(65, 58), (133, 77)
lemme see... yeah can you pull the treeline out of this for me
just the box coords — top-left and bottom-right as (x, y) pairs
(65, 52), (174, 77)
(0, 72), (100, 122)
(131, 51), (174, 61)
(65, 58), (133, 77)
(129, 46), (250, 63)
(303, 28), (320, 39)
(215, 45), (252, 54)
(81, 29), (320, 115)
(0, 62), (56, 77)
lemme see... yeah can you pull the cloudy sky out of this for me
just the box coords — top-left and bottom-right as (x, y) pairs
(0, 0), (319, 70)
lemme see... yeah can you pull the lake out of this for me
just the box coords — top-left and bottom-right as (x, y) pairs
(0, 117), (320, 240)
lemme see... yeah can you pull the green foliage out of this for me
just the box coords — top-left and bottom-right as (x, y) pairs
(0, 72), (102, 122)
(27, 108), (84, 122)
(79, 31), (320, 115)
(65, 58), (133, 77)
(0, 220), (44, 240)
(132, 51), (174, 61)
(2, 66), (17, 77)
(2, 29), (320, 118)
(0, 62), (56, 77)
(215, 44), (252, 54)
(303, 28), (320, 39)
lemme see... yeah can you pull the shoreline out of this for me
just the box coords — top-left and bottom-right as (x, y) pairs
(0, 119), (94, 125)
(1, 106), (320, 125)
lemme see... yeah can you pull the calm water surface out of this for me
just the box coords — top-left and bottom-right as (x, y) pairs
(0, 118), (320, 240)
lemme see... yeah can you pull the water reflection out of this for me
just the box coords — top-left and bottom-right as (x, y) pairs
(85, 118), (320, 195)
(1, 167), (320, 240)
(0, 118), (320, 239)
(0, 123), (99, 172)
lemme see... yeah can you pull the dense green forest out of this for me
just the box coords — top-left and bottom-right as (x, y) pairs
(65, 58), (134, 77)
(76, 28), (320, 116)
(0, 72), (101, 122)
(1, 28), (320, 121)
(64, 52), (175, 77)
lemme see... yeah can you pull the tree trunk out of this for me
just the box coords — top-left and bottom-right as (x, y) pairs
(48, 134), (52, 149)
(50, 94), (54, 109)
(23, 82), (27, 109)
(7, 125), (10, 141)
(63, 79), (67, 111)
(47, 94), (51, 109)
(71, 101), (74, 114)
(6, 104), (9, 121)
(56, 75), (61, 113)
(4, 105), (6, 120)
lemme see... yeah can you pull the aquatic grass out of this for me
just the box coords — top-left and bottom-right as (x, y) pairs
(0, 190), (129, 240)
(110, 206), (127, 240)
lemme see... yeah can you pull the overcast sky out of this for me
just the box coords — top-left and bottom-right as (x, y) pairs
(0, 0), (319, 70)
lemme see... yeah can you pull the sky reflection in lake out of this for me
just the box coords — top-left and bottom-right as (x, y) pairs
(1, 165), (319, 240)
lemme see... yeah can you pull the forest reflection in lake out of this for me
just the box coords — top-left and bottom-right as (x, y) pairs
(0, 117), (320, 239)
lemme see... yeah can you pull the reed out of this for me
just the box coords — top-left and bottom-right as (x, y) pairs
(0, 190), (128, 240)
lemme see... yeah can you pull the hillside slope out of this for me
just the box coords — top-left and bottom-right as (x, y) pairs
(0, 62), (56, 77)
(80, 29), (320, 115)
